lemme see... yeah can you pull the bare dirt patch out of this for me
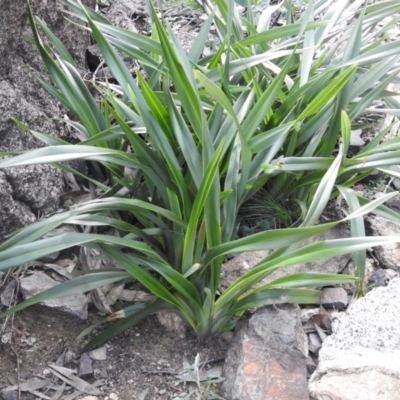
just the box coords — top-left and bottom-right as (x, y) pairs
(0, 305), (229, 399)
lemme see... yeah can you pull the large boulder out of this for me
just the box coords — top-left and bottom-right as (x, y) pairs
(309, 278), (400, 400)
(0, 0), (96, 240)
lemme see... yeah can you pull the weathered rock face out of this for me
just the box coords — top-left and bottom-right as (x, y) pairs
(0, 0), (95, 240)
(221, 304), (308, 400)
(0, 170), (36, 240)
(309, 278), (400, 400)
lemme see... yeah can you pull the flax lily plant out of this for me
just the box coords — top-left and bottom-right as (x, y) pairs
(1, 0), (400, 348)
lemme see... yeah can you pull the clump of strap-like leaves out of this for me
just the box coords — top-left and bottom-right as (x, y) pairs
(1, 0), (400, 348)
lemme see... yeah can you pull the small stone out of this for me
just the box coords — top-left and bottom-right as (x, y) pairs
(385, 196), (400, 214)
(157, 310), (186, 338)
(308, 333), (322, 355)
(21, 337), (36, 346)
(221, 331), (233, 342)
(368, 269), (399, 291)
(392, 178), (400, 190)
(98, 367), (108, 378)
(1, 333), (11, 344)
(350, 129), (364, 147)
(78, 352), (94, 378)
(109, 393), (119, 400)
(368, 269), (386, 288)
(366, 216), (400, 271)
(79, 397), (99, 400)
(88, 346), (107, 361)
(0, 280), (17, 306)
(320, 288), (348, 310)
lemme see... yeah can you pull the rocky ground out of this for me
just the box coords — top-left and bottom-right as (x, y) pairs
(0, 303), (228, 400)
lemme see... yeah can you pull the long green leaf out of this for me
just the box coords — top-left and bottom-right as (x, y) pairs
(297, 64), (357, 121)
(182, 138), (226, 272)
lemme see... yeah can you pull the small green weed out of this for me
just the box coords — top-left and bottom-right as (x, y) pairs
(173, 354), (225, 400)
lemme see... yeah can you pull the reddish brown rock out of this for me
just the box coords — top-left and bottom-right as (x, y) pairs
(221, 304), (308, 400)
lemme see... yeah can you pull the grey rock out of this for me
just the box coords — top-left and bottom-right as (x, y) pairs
(88, 346), (107, 361)
(221, 331), (234, 343)
(20, 273), (88, 319)
(368, 268), (385, 288)
(349, 129), (364, 147)
(0, 279), (17, 306)
(157, 310), (187, 338)
(0, 170), (36, 240)
(385, 196), (400, 213)
(98, 368), (109, 379)
(78, 352), (94, 379)
(0, 0), (95, 240)
(320, 288), (348, 310)
(366, 216), (400, 271)
(310, 348), (400, 400)
(79, 397), (99, 400)
(392, 178), (400, 190)
(308, 333), (322, 355)
(309, 278), (400, 400)
(221, 304), (308, 400)
(4, 164), (63, 213)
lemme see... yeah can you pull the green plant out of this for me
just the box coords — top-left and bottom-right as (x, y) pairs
(173, 354), (225, 400)
(240, 185), (294, 230)
(1, 0), (400, 348)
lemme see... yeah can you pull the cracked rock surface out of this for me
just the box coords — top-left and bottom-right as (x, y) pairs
(309, 278), (400, 400)
(0, 0), (95, 240)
